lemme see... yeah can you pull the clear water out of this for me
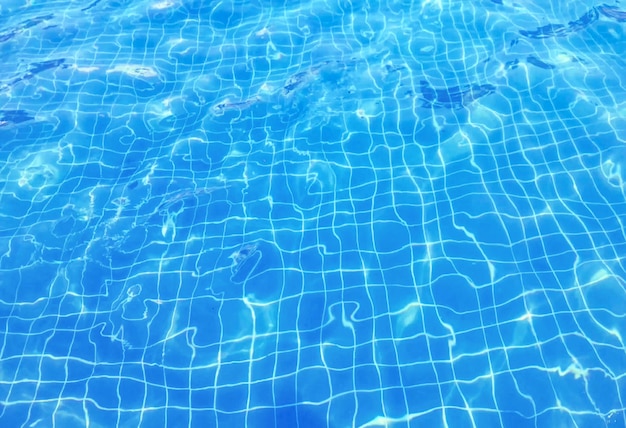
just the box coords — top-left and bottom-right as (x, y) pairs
(1, 0), (626, 427)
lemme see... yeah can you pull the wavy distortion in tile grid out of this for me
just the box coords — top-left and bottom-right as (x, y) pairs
(1, 0), (626, 426)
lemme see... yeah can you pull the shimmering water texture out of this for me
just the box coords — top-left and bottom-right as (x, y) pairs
(1, 0), (626, 427)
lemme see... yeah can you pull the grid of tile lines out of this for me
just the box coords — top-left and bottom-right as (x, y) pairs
(0, 0), (625, 427)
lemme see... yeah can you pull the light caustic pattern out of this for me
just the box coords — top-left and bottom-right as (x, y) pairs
(0, 0), (625, 427)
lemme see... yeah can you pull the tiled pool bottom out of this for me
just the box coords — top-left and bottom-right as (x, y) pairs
(1, 0), (626, 426)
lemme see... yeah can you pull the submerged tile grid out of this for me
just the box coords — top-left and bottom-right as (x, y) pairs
(0, 0), (625, 426)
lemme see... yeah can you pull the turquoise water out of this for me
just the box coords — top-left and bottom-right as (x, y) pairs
(1, 0), (626, 426)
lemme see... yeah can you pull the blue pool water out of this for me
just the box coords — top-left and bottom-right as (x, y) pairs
(1, 0), (626, 426)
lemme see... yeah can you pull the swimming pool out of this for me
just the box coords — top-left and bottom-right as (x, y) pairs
(1, 0), (625, 426)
